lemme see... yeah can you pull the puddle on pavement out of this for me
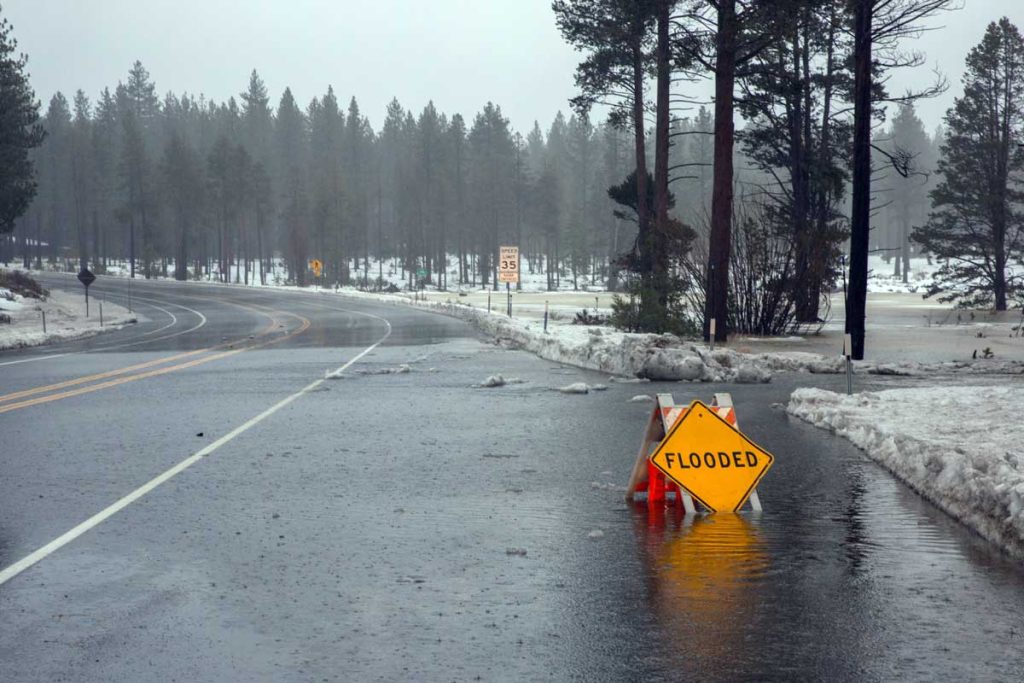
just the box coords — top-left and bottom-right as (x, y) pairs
(619, 448), (1024, 680)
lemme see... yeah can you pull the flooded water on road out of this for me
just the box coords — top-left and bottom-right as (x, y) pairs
(567, 379), (1024, 681)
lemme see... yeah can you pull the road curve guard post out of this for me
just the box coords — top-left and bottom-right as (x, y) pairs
(625, 393), (773, 514)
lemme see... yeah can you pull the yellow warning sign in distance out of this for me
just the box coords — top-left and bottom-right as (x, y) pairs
(649, 400), (773, 512)
(309, 259), (323, 278)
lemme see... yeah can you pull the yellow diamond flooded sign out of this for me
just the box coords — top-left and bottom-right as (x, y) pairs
(649, 400), (773, 512)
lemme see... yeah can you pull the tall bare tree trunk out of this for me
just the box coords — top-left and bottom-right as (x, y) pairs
(631, 28), (651, 317)
(653, 0), (672, 315)
(706, 0), (736, 343)
(848, 0), (872, 359)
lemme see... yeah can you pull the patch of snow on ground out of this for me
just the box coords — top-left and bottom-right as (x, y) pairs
(866, 359), (1024, 376)
(866, 255), (942, 294)
(0, 287), (27, 312)
(325, 364), (411, 379)
(0, 281), (135, 350)
(788, 385), (1024, 558)
(477, 375), (524, 388)
(336, 292), (850, 383)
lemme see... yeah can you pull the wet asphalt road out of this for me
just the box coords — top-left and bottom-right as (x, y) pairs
(2, 275), (1024, 682)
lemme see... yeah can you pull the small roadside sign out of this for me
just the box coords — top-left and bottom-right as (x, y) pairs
(498, 246), (519, 284)
(649, 400), (773, 513)
(309, 259), (323, 278)
(77, 267), (96, 317)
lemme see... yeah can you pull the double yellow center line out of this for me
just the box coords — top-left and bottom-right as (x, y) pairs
(0, 308), (311, 415)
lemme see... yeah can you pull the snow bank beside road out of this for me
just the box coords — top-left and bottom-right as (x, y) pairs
(338, 290), (845, 382)
(372, 295), (1024, 380)
(788, 386), (1024, 558)
(0, 285), (135, 350)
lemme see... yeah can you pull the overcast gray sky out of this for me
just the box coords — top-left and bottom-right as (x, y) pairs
(6, 0), (1023, 135)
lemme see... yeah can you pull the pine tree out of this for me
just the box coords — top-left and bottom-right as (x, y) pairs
(240, 70), (273, 170)
(206, 135), (234, 281)
(41, 93), (72, 265)
(545, 112), (572, 288)
(553, 0), (660, 311)
(416, 101), (445, 288)
(738, 0), (851, 324)
(531, 156), (562, 291)
(599, 121), (631, 285)
(70, 90), (94, 269)
(0, 9), (44, 235)
(913, 18), (1024, 310)
(882, 103), (933, 282)
(378, 98), (405, 282)
(525, 122), (545, 179)
(567, 112), (595, 289)
(344, 97), (369, 282)
(308, 87), (344, 282)
(91, 88), (118, 271)
(445, 113), (468, 284)
(679, 0), (786, 342)
(116, 62), (161, 277)
(160, 131), (203, 280)
(274, 87), (308, 284)
(250, 160), (272, 284)
(467, 102), (515, 288)
(692, 106), (713, 216)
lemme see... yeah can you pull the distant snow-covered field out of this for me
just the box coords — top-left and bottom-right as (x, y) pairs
(865, 254), (940, 294)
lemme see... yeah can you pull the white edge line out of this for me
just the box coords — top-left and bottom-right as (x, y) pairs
(0, 313), (391, 587)
(0, 352), (73, 367)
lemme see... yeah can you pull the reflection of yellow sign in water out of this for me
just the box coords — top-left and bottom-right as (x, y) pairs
(639, 513), (769, 667)
(650, 400), (773, 513)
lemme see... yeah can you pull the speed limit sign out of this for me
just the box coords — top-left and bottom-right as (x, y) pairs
(498, 246), (519, 284)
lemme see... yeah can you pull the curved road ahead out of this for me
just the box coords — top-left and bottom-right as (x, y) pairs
(1, 275), (1023, 681)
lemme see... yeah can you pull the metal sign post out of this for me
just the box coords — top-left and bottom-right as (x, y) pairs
(708, 261), (716, 347)
(844, 333), (853, 395)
